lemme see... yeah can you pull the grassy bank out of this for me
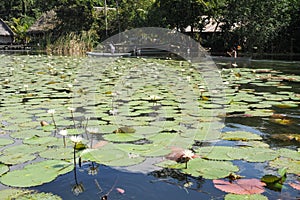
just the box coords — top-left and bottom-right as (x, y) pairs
(46, 30), (98, 56)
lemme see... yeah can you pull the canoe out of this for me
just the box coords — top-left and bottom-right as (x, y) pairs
(86, 52), (131, 57)
(209, 56), (252, 62)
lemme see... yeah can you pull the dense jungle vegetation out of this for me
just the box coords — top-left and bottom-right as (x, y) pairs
(1, 0), (299, 54)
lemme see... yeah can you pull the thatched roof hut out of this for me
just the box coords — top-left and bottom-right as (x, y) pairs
(27, 10), (61, 35)
(0, 18), (15, 44)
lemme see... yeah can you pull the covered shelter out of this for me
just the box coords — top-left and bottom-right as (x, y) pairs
(0, 18), (15, 44)
(26, 10), (61, 44)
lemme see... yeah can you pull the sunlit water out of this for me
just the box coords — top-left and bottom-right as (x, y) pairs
(0, 55), (299, 199)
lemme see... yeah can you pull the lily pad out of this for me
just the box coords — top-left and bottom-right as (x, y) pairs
(39, 148), (73, 160)
(181, 158), (239, 179)
(225, 193), (268, 200)
(80, 148), (145, 166)
(0, 138), (14, 146)
(213, 179), (266, 194)
(269, 157), (300, 175)
(278, 148), (300, 160)
(0, 189), (62, 200)
(0, 160), (73, 187)
(103, 133), (144, 142)
(0, 164), (9, 176)
(221, 131), (262, 141)
(0, 153), (36, 165)
(228, 147), (279, 162)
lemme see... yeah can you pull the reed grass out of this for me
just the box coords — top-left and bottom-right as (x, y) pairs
(46, 30), (98, 56)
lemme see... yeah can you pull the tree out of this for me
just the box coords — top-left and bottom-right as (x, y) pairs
(55, 0), (95, 33)
(147, 0), (206, 33)
(222, 0), (299, 52)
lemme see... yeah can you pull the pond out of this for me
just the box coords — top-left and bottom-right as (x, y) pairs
(0, 54), (299, 200)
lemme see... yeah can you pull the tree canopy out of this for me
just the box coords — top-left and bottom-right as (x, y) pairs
(0, 0), (299, 54)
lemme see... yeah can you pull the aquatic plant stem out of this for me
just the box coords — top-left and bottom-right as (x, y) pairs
(51, 114), (57, 130)
(63, 136), (66, 148)
(84, 117), (89, 140)
(71, 110), (76, 128)
(73, 143), (78, 185)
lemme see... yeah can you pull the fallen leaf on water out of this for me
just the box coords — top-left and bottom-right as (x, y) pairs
(289, 182), (300, 191)
(93, 141), (108, 149)
(270, 118), (292, 125)
(213, 179), (266, 194)
(271, 134), (300, 142)
(116, 188), (125, 194)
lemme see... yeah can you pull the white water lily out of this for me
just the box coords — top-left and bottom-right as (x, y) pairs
(59, 129), (68, 136)
(68, 107), (76, 112)
(149, 95), (161, 100)
(70, 136), (83, 143)
(47, 109), (55, 114)
(182, 149), (195, 159)
(86, 127), (99, 134)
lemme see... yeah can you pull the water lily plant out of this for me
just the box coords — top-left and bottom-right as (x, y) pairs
(70, 135), (84, 195)
(47, 109), (57, 129)
(68, 107), (76, 127)
(58, 129), (68, 148)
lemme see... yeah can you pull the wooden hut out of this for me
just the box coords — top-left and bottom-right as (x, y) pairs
(0, 18), (15, 44)
(26, 10), (61, 44)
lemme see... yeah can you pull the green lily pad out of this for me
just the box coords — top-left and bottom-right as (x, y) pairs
(278, 148), (300, 160)
(225, 194), (268, 200)
(0, 189), (62, 200)
(0, 138), (14, 146)
(0, 153), (36, 165)
(221, 131), (262, 141)
(182, 158), (239, 179)
(39, 148), (73, 160)
(269, 157), (300, 175)
(103, 133), (144, 142)
(10, 130), (51, 139)
(228, 147), (279, 162)
(197, 146), (236, 161)
(3, 144), (46, 155)
(0, 164), (9, 176)
(80, 148), (145, 167)
(23, 136), (60, 146)
(0, 160), (73, 187)
(115, 143), (171, 157)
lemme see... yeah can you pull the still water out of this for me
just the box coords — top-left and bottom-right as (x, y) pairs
(0, 55), (299, 199)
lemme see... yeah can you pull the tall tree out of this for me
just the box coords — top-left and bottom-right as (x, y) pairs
(222, 0), (299, 52)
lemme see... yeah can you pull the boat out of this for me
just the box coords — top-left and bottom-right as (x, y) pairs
(209, 55), (252, 62)
(86, 52), (131, 57)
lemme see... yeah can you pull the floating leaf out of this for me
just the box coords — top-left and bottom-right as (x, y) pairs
(271, 134), (300, 142)
(213, 179), (266, 194)
(180, 158), (239, 179)
(0, 160), (73, 187)
(80, 146), (145, 167)
(103, 133), (144, 142)
(278, 148), (300, 160)
(23, 136), (60, 146)
(221, 131), (262, 141)
(39, 148), (73, 160)
(289, 181), (300, 191)
(269, 157), (300, 175)
(0, 153), (36, 165)
(0, 138), (14, 146)
(197, 146), (235, 161)
(0, 164), (9, 176)
(228, 147), (279, 162)
(0, 189), (62, 200)
(225, 194), (268, 200)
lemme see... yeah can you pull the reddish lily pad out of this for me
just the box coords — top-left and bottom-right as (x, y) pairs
(289, 182), (300, 190)
(213, 179), (266, 194)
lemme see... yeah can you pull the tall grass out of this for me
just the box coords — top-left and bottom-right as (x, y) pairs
(46, 30), (98, 56)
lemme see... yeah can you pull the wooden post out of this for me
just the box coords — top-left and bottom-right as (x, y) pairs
(104, 0), (108, 37)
